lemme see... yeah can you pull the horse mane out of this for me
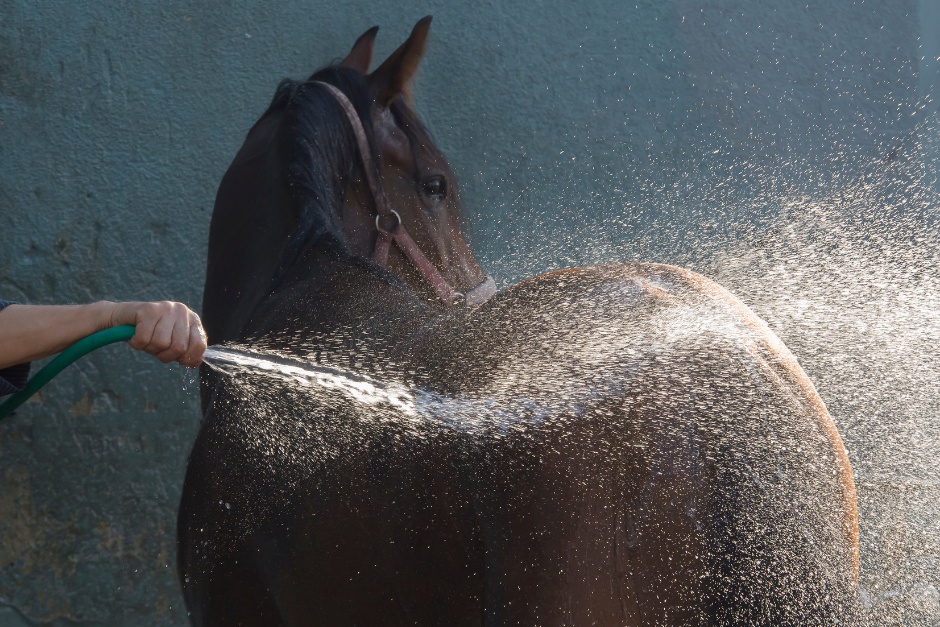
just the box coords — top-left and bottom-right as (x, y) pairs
(203, 66), (383, 343)
(268, 66), (377, 285)
(268, 65), (446, 287)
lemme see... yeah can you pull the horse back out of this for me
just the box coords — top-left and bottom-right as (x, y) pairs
(180, 262), (859, 625)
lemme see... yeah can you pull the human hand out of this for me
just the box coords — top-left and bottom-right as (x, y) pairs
(108, 301), (207, 367)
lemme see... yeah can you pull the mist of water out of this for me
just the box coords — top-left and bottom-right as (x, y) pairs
(466, 109), (940, 623)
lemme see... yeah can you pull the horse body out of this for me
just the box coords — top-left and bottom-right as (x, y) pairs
(180, 19), (859, 626)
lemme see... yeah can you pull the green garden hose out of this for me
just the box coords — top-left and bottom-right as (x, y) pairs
(0, 325), (136, 420)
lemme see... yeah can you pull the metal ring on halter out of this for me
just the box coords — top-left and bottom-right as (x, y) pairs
(375, 209), (402, 234)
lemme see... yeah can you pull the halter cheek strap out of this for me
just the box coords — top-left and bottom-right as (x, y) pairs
(313, 81), (494, 307)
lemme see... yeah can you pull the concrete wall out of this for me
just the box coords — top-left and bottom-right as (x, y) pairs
(1, 1), (936, 624)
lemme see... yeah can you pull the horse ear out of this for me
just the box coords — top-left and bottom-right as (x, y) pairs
(339, 26), (379, 73)
(369, 16), (432, 107)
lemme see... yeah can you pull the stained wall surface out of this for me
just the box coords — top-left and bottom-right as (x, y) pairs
(1, 1), (937, 624)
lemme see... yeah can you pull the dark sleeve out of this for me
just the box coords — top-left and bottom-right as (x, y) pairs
(0, 300), (31, 397)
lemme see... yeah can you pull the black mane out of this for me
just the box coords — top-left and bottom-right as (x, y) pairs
(267, 66), (445, 289)
(269, 66), (378, 285)
(202, 65), (384, 343)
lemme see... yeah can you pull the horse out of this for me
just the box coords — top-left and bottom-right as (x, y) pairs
(179, 17), (860, 626)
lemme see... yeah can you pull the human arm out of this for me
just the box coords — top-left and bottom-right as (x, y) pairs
(0, 301), (207, 370)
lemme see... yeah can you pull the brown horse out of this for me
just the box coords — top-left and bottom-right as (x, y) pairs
(179, 18), (859, 625)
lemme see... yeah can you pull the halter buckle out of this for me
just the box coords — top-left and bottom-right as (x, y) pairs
(375, 209), (402, 235)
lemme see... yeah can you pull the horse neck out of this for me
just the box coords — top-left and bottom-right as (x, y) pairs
(240, 236), (441, 364)
(203, 88), (357, 345)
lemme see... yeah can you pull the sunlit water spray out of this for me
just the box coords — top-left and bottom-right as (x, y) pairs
(202, 345), (561, 436)
(477, 110), (940, 623)
(201, 295), (765, 440)
(204, 346), (419, 415)
(704, 195), (940, 621)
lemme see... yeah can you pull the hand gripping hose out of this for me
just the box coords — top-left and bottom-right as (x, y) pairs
(0, 325), (136, 420)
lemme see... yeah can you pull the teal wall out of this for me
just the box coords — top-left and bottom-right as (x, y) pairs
(1, 1), (937, 624)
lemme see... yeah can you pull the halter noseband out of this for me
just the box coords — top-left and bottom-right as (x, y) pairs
(314, 81), (495, 308)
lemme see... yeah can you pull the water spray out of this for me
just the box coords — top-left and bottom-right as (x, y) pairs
(0, 331), (443, 426)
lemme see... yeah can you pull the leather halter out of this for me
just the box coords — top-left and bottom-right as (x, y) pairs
(314, 81), (496, 307)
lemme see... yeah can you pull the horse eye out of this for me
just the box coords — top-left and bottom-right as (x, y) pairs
(422, 176), (447, 200)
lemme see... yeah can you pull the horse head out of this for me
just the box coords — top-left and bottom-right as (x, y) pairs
(202, 17), (490, 345)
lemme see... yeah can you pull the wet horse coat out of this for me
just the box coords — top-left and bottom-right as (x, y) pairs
(179, 19), (859, 626)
